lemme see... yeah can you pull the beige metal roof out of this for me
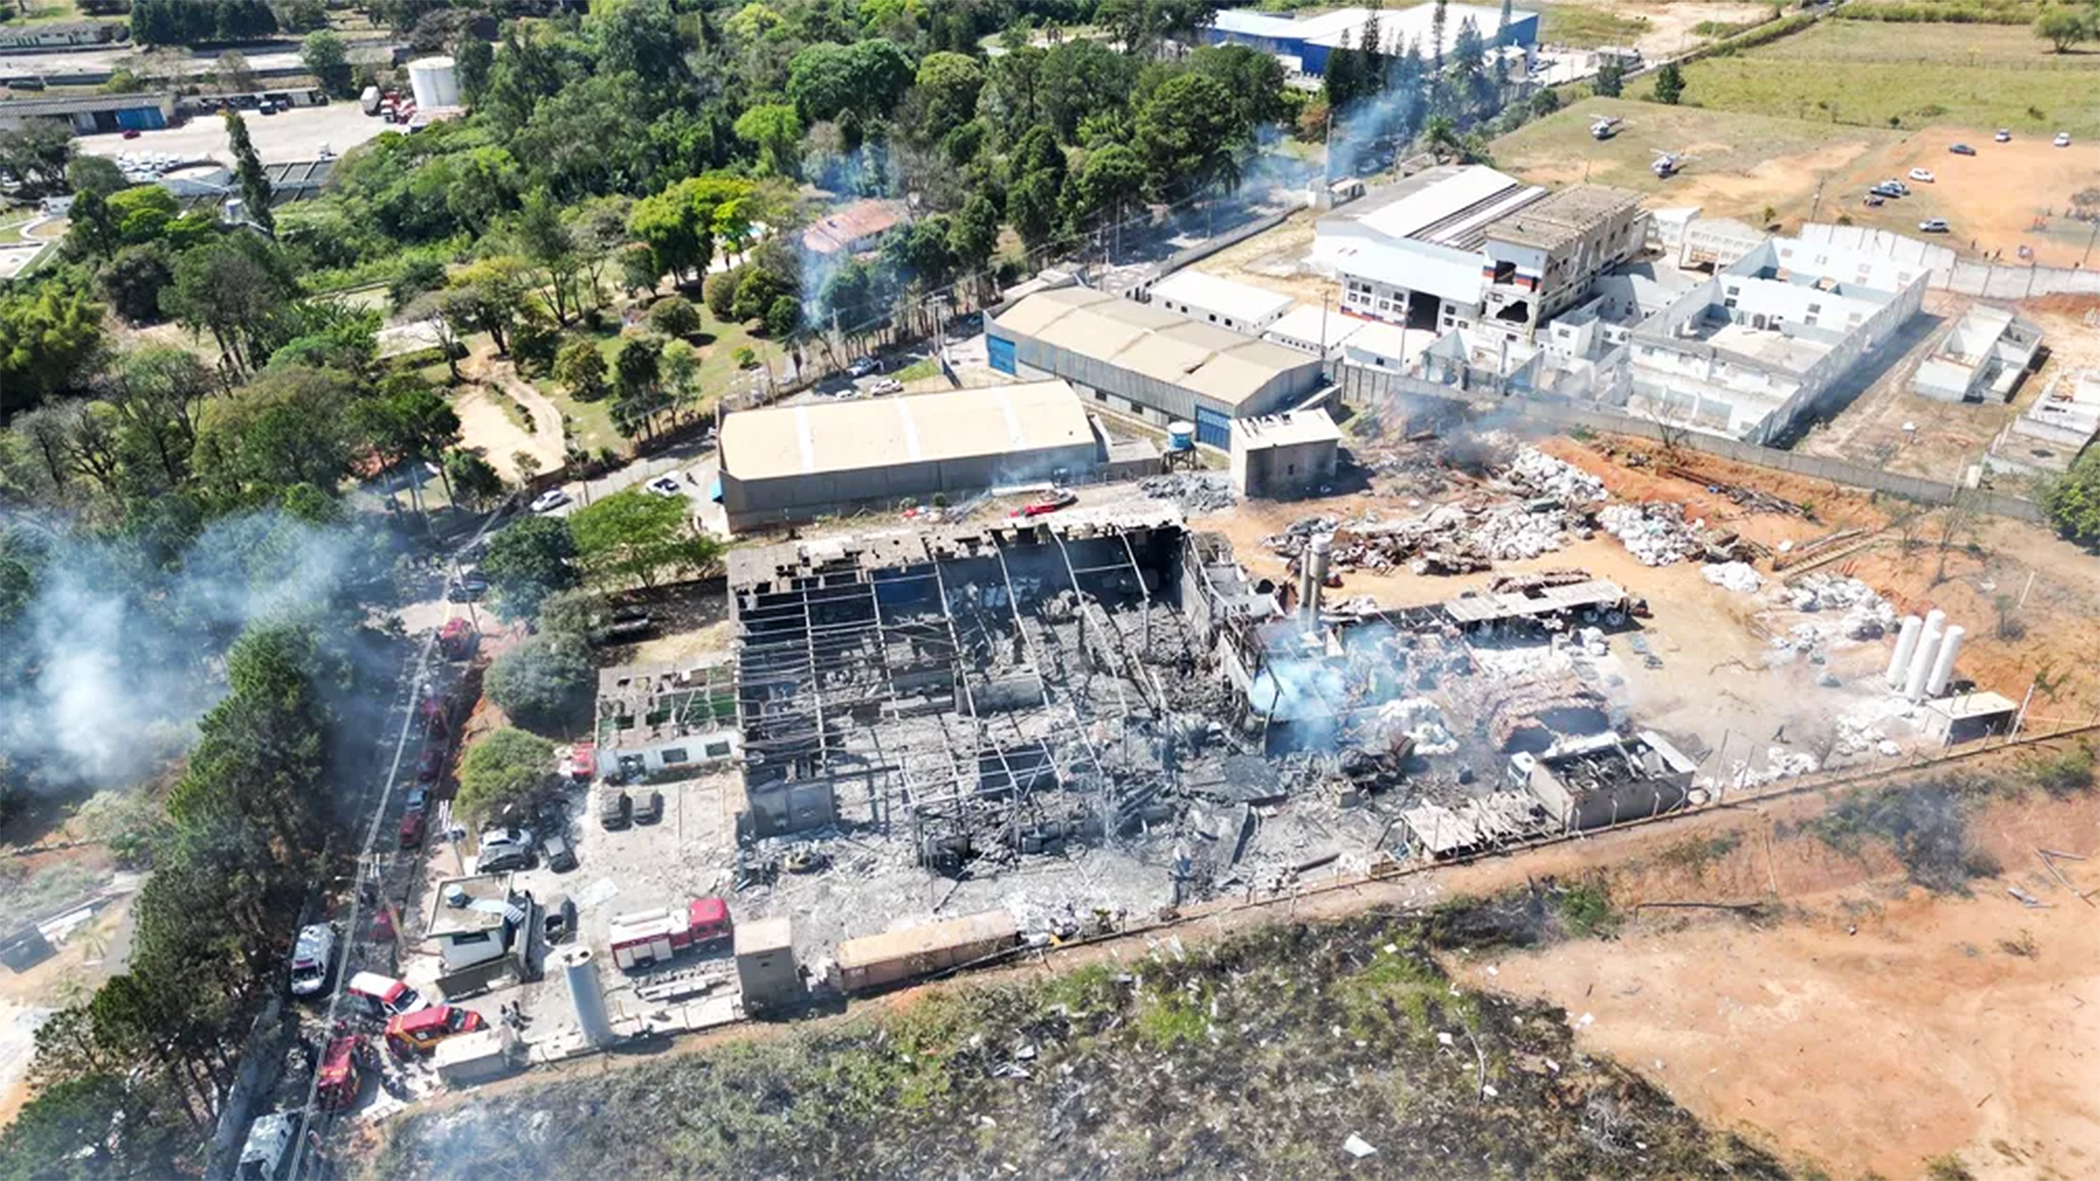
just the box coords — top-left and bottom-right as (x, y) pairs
(721, 381), (1092, 483)
(993, 289), (1321, 408)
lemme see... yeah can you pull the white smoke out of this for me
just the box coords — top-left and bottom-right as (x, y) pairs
(0, 510), (370, 789)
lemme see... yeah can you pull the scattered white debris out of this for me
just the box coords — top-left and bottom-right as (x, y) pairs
(1509, 447), (1607, 502)
(1600, 503), (1702, 565)
(1344, 1134), (1378, 1159)
(1701, 561), (1764, 594)
(1377, 697), (1459, 756)
(1437, 1031), (1455, 1047)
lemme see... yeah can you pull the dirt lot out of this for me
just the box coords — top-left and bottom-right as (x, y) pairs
(1451, 771), (2100, 1180)
(1537, 0), (1776, 57)
(1493, 97), (1901, 224)
(1818, 131), (2100, 267)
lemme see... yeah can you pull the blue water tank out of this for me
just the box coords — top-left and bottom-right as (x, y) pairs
(1166, 421), (1195, 452)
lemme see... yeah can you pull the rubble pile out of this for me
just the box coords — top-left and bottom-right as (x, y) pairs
(1265, 497), (1582, 576)
(1701, 561), (1765, 594)
(1702, 747), (1821, 792)
(1137, 472), (1234, 514)
(1767, 572), (1896, 643)
(1375, 697), (1460, 756)
(1506, 447), (1607, 503)
(1599, 503), (1702, 566)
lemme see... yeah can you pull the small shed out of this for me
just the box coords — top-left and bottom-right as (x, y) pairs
(733, 916), (800, 1012)
(1230, 410), (1342, 499)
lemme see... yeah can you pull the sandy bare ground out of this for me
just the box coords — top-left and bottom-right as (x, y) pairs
(1452, 784), (2100, 1180)
(454, 350), (566, 482)
(1819, 131), (2100, 267)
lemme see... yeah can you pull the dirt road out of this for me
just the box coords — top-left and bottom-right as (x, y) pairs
(453, 351), (566, 482)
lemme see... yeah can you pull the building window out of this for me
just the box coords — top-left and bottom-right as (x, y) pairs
(1723, 297), (1737, 309)
(661, 747), (689, 765)
(1807, 303), (1822, 315)
(706, 740), (732, 758)
(1095, 390), (1108, 402)
(1208, 313), (1217, 323)
(451, 930), (492, 947)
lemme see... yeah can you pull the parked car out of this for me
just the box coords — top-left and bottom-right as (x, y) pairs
(645, 474), (684, 496)
(1918, 218), (1951, 233)
(289, 924), (337, 997)
(445, 573), (488, 601)
(529, 488), (572, 514)
(634, 788), (664, 825)
(398, 809), (427, 849)
(867, 377), (903, 395)
(476, 828), (534, 872)
(384, 1005), (486, 1057)
(600, 788), (632, 830)
(1948, 143), (1975, 156)
(543, 894), (577, 944)
(416, 747), (445, 782)
(1994, 128), (2012, 142)
(315, 1032), (364, 1110)
(542, 832), (577, 873)
(345, 971), (426, 1019)
(846, 354), (881, 377)
(404, 785), (429, 815)
(1870, 181), (1905, 199)
(2055, 132), (2072, 147)
(1907, 167), (1935, 183)
(1010, 488), (1078, 519)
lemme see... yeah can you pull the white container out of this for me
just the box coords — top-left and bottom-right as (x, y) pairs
(407, 56), (461, 109)
(1886, 615), (1922, 688)
(1925, 624), (1964, 697)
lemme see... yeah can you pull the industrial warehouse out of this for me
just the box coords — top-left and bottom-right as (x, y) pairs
(986, 287), (1327, 447)
(716, 380), (1110, 530)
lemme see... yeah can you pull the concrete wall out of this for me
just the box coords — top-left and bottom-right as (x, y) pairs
(1799, 222), (2100, 299)
(1232, 438), (1339, 499)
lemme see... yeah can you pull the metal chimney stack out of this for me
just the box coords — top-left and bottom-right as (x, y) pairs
(556, 945), (615, 1048)
(1299, 534), (1332, 622)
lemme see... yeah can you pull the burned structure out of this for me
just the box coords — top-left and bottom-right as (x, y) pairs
(722, 501), (1708, 889)
(1512, 730), (1697, 831)
(596, 658), (739, 776)
(726, 507), (1234, 865)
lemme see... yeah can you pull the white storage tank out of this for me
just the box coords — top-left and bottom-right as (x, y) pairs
(556, 945), (615, 1048)
(1926, 624), (1964, 697)
(407, 56), (461, 109)
(1885, 615), (1922, 689)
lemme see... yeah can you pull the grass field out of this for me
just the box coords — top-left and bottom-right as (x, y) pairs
(1629, 20), (2100, 137)
(1538, 3), (1653, 46)
(542, 307), (761, 457)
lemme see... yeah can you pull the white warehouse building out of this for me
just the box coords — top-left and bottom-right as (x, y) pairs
(1140, 270), (1296, 335)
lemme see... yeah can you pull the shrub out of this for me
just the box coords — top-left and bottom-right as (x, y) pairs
(455, 728), (555, 823)
(646, 294), (702, 338)
(485, 633), (592, 734)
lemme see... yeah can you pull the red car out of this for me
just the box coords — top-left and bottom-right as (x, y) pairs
(416, 747), (445, 782)
(1009, 488), (1077, 519)
(399, 810), (426, 849)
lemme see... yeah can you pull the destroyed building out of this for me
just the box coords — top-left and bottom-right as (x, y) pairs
(596, 657), (739, 775)
(1511, 730), (1697, 831)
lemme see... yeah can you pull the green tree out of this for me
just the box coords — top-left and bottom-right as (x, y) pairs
(568, 487), (719, 589)
(1593, 61), (1624, 98)
(764, 294), (801, 338)
(1133, 72), (1249, 199)
(223, 110), (274, 234)
(0, 118), (73, 195)
(455, 33), (494, 106)
(485, 634), (593, 735)
(611, 336), (667, 440)
(444, 449), (506, 509)
(65, 188), (120, 260)
(0, 284), (106, 417)
(512, 187), (581, 325)
(553, 335), (610, 401)
(2043, 448), (2100, 544)
(733, 103), (803, 178)
(1652, 60), (1686, 105)
(646, 294), (702, 338)
(192, 364), (357, 501)
(99, 244), (177, 326)
(65, 155), (127, 198)
(300, 28), (349, 94)
(2035, 6), (2088, 51)
(445, 255), (532, 354)
(455, 727), (555, 819)
(482, 513), (579, 620)
(914, 51), (987, 140)
(1068, 142), (1147, 229)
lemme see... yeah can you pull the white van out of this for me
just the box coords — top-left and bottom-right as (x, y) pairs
(344, 971), (428, 1019)
(288, 924), (336, 997)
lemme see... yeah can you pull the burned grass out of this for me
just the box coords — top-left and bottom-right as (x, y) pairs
(1798, 778), (2000, 895)
(375, 909), (1785, 1179)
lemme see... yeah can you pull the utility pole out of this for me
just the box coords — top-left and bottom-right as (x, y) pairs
(2083, 217), (2098, 267)
(1808, 178), (1824, 225)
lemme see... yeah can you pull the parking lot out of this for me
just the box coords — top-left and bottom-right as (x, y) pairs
(400, 766), (746, 1041)
(74, 102), (392, 167)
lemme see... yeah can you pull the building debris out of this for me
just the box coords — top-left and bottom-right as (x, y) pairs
(1138, 472), (1236, 514)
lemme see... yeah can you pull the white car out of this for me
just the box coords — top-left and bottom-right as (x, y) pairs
(645, 475), (683, 497)
(529, 488), (572, 513)
(868, 377), (903, 395)
(1993, 129), (2011, 143)
(1906, 168), (1934, 183)
(2055, 132), (2072, 148)
(1918, 218), (1950, 234)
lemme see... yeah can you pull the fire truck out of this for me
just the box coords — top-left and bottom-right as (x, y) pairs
(607, 898), (733, 971)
